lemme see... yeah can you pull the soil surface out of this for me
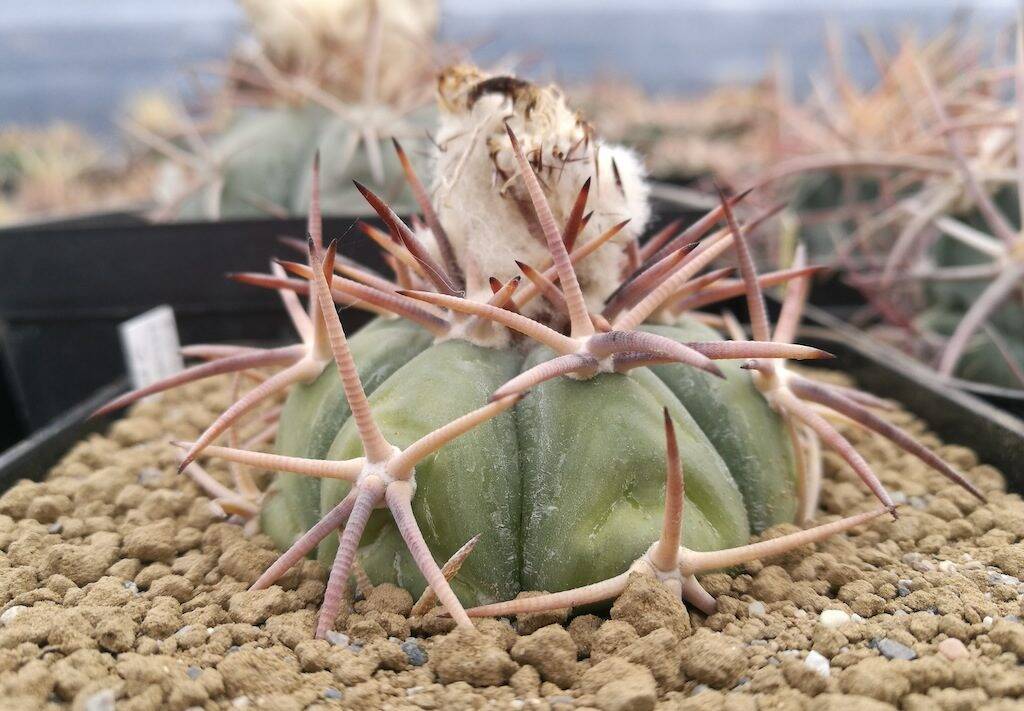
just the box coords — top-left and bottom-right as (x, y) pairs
(1, 371), (1023, 710)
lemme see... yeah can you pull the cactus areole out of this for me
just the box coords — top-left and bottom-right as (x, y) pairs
(99, 67), (980, 638)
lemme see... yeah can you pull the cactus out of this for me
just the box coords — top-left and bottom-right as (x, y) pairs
(97, 68), (980, 638)
(146, 104), (429, 220)
(128, 0), (439, 221)
(238, 0), (437, 101)
(805, 22), (1024, 393)
(747, 23), (972, 266)
(739, 18), (1023, 393)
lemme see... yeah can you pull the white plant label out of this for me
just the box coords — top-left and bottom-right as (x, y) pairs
(118, 305), (184, 390)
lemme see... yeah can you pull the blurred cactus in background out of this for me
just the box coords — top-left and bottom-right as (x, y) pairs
(755, 19), (1024, 394)
(127, 0), (448, 221)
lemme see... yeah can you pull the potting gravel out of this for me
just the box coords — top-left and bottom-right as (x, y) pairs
(0, 370), (1023, 710)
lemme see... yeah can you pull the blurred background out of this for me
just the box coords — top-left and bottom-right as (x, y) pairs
(2, 1), (1016, 142)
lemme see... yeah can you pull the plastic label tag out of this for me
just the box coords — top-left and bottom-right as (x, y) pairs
(118, 305), (184, 389)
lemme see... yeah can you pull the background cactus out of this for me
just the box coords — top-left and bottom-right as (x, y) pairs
(98, 67), (978, 638)
(150, 104), (430, 220)
(739, 22), (971, 266)
(737, 18), (1024, 395)
(128, 0), (442, 221)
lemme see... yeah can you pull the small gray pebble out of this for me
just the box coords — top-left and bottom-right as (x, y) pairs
(988, 572), (1020, 586)
(323, 687), (343, 700)
(137, 467), (163, 485)
(401, 640), (427, 666)
(692, 684), (710, 696)
(897, 585), (911, 597)
(325, 631), (350, 647)
(548, 696), (574, 706)
(875, 638), (917, 661)
(47, 522), (63, 534)
(186, 666), (201, 680)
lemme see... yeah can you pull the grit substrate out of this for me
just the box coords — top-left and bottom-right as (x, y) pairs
(0, 371), (1023, 711)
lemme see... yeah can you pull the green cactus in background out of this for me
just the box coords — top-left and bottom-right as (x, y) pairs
(751, 21), (1024, 393)
(127, 0), (440, 221)
(150, 105), (430, 220)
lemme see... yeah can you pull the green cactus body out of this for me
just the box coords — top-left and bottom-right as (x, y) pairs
(262, 316), (797, 606)
(169, 106), (430, 220)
